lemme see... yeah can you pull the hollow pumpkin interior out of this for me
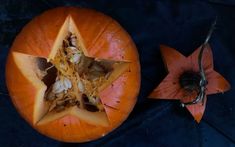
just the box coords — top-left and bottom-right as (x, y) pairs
(12, 15), (130, 127)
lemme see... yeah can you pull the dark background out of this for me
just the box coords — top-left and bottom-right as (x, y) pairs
(1, 0), (235, 146)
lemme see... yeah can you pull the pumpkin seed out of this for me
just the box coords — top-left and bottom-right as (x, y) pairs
(66, 46), (77, 51)
(105, 72), (111, 79)
(69, 53), (81, 63)
(63, 77), (72, 90)
(77, 80), (85, 93)
(52, 80), (64, 93)
(70, 35), (77, 47)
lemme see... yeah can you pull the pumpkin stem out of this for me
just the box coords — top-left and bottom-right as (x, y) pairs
(179, 71), (201, 92)
(181, 17), (217, 107)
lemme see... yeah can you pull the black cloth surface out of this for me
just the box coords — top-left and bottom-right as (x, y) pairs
(0, 0), (235, 146)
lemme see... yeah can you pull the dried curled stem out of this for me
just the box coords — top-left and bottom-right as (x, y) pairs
(181, 17), (217, 107)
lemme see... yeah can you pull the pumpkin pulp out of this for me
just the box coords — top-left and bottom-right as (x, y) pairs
(40, 32), (114, 114)
(35, 27), (123, 126)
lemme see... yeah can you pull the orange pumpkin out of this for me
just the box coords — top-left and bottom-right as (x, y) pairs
(6, 7), (140, 142)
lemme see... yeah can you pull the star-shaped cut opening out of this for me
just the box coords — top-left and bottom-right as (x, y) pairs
(12, 16), (130, 127)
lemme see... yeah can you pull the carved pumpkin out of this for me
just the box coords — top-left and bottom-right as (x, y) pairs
(6, 7), (140, 142)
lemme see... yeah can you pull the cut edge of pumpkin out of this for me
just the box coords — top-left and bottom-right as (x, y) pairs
(12, 52), (49, 125)
(98, 61), (130, 92)
(48, 15), (88, 61)
(37, 106), (109, 127)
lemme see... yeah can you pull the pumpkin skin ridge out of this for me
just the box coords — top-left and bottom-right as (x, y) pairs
(87, 21), (122, 57)
(6, 7), (140, 142)
(86, 19), (114, 51)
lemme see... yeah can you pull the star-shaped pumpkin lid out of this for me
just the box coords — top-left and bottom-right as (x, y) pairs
(149, 19), (230, 123)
